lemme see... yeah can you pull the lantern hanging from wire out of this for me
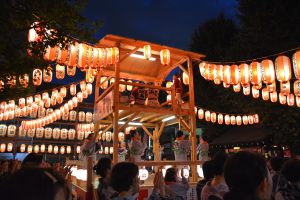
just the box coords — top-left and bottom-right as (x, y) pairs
(252, 86), (260, 98)
(267, 81), (276, 92)
(19, 74), (29, 88)
(144, 45), (151, 59)
(296, 96), (300, 107)
(32, 68), (42, 86)
(242, 115), (249, 125)
(250, 61), (262, 86)
(287, 93), (295, 106)
(198, 109), (204, 119)
(43, 66), (53, 83)
(292, 51), (300, 79)
(230, 116), (236, 125)
(280, 81), (290, 95)
(294, 80), (300, 96)
(279, 93), (287, 105)
(211, 112), (216, 123)
(236, 116), (242, 126)
(160, 49), (170, 66)
(222, 65), (231, 85)
(127, 80), (133, 91)
(233, 83), (241, 93)
(261, 59), (275, 85)
(275, 55), (292, 83)
(239, 63), (250, 86)
(262, 88), (269, 101)
(217, 114), (223, 124)
(230, 65), (240, 85)
(224, 115), (230, 125)
(205, 110), (211, 121)
(182, 72), (189, 85)
(243, 85), (251, 96)
(270, 91), (278, 103)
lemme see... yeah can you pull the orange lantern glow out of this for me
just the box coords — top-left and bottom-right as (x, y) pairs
(236, 116), (242, 125)
(292, 51), (300, 79)
(18, 98), (25, 109)
(87, 83), (93, 94)
(20, 144), (26, 152)
(279, 93), (287, 105)
(76, 146), (81, 154)
(217, 114), (223, 124)
(199, 62), (206, 77)
(67, 146), (71, 154)
(198, 109), (204, 119)
(126, 80), (133, 91)
(144, 45), (151, 59)
(270, 91), (278, 103)
(34, 145), (39, 153)
(86, 67), (94, 83)
(27, 145), (33, 153)
(82, 90), (88, 99)
(252, 86), (260, 98)
(262, 88), (269, 101)
(40, 144), (45, 153)
(60, 87), (67, 98)
(44, 44), (59, 61)
(224, 115), (230, 125)
(78, 43), (88, 69)
(80, 81), (86, 91)
(119, 79), (126, 92)
(230, 116), (236, 125)
(211, 112), (216, 123)
(0, 143), (5, 152)
(222, 65), (231, 84)
(223, 82), (230, 88)
(98, 48), (107, 68)
(77, 92), (83, 103)
(182, 72), (189, 85)
(215, 65), (223, 83)
(253, 114), (259, 123)
(296, 96), (300, 107)
(32, 68), (42, 86)
(239, 63), (250, 86)
(160, 49), (170, 66)
(56, 64), (65, 79)
(287, 93), (295, 106)
(53, 146), (59, 154)
(70, 84), (76, 96)
(280, 81), (290, 95)
(205, 110), (211, 121)
(43, 66), (53, 83)
(48, 145), (53, 153)
(100, 77), (108, 89)
(67, 66), (76, 77)
(19, 74), (29, 88)
(275, 55), (292, 83)
(294, 80), (300, 96)
(108, 47), (119, 65)
(261, 59), (275, 84)
(248, 115), (254, 124)
(67, 41), (79, 67)
(267, 81), (276, 92)
(242, 115), (249, 125)
(230, 65), (240, 85)
(208, 64), (215, 81)
(233, 84), (241, 93)
(250, 61), (262, 86)
(60, 146), (65, 154)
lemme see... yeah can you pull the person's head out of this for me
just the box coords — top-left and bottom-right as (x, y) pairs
(94, 157), (112, 179)
(130, 129), (139, 140)
(173, 73), (179, 80)
(21, 153), (44, 169)
(200, 135), (208, 143)
(0, 168), (71, 200)
(176, 130), (185, 139)
(164, 167), (177, 182)
(111, 162), (139, 195)
(270, 157), (284, 172)
(212, 151), (228, 176)
(202, 160), (215, 180)
(87, 133), (94, 140)
(224, 151), (272, 200)
(281, 158), (300, 186)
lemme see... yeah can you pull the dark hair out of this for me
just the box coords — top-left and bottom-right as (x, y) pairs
(0, 168), (70, 200)
(223, 151), (268, 200)
(270, 157), (284, 172)
(87, 133), (94, 140)
(212, 151), (228, 175)
(202, 135), (208, 142)
(176, 130), (184, 138)
(111, 162), (139, 192)
(164, 167), (177, 182)
(202, 160), (215, 180)
(281, 158), (300, 183)
(130, 129), (137, 138)
(94, 157), (112, 178)
(21, 153), (43, 168)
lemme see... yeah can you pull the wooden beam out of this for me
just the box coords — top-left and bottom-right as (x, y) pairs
(141, 125), (154, 140)
(178, 117), (191, 133)
(157, 57), (188, 81)
(96, 123), (113, 140)
(119, 46), (141, 62)
(102, 70), (156, 83)
(148, 115), (170, 123)
(157, 122), (166, 138)
(178, 64), (189, 74)
(113, 60), (120, 163)
(118, 112), (140, 132)
(119, 110), (134, 120)
(140, 113), (161, 122)
(119, 81), (172, 91)
(99, 76), (112, 88)
(119, 105), (175, 115)
(95, 84), (114, 103)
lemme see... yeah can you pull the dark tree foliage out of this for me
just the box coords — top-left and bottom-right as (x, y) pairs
(191, 0), (300, 151)
(0, 0), (102, 98)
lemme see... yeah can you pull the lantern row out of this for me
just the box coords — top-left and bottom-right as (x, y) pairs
(199, 52), (300, 107)
(196, 107), (259, 125)
(0, 81), (92, 121)
(98, 131), (126, 143)
(20, 81), (91, 130)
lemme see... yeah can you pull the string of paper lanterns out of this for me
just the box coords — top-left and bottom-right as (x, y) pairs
(199, 50), (300, 108)
(195, 107), (259, 125)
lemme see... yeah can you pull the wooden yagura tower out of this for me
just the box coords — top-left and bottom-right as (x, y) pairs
(93, 34), (205, 181)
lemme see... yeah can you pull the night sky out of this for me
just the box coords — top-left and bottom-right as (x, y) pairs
(83, 0), (237, 50)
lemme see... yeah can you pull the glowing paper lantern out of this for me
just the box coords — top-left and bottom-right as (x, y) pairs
(34, 145), (39, 153)
(79, 111), (85, 122)
(20, 144), (26, 152)
(248, 115), (254, 124)
(270, 91), (278, 103)
(239, 63), (250, 86)
(296, 96), (300, 107)
(211, 112), (217, 123)
(230, 65), (240, 85)
(54, 146), (59, 154)
(223, 82), (230, 88)
(236, 116), (242, 126)
(224, 115), (230, 125)
(60, 146), (65, 154)
(205, 110), (211, 121)
(250, 61), (262, 86)
(7, 143), (13, 152)
(230, 116), (236, 125)
(86, 112), (93, 122)
(76, 146), (81, 154)
(233, 84), (241, 93)
(67, 66), (76, 77)
(126, 80), (133, 91)
(70, 84), (76, 96)
(60, 129), (68, 140)
(280, 81), (290, 95)
(139, 169), (149, 181)
(144, 45), (151, 59)
(87, 83), (93, 94)
(78, 43), (88, 69)
(199, 62), (206, 77)
(68, 129), (76, 140)
(267, 81), (276, 92)
(19, 74), (29, 88)
(0, 143), (6, 152)
(287, 93), (295, 106)
(67, 146), (71, 154)
(217, 114), (223, 124)
(253, 114), (259, 123)
(279, 93), (287, 105)
(262, 88), (269, 101)
(261, 59), (275, 84)
(198, 109), (204, 119)
(32, 69), (42, 86)
(27, 145), (33, 153)
(275, 55), (292, 83)
(214, 65), (223, 84)
(85, 67), (94, 83)
(252, 86), (260, 98)
(242, 115), (249, 125)
(292, 51), (300, 79)
(294, 80), (300, 96)
(48, 145), (53, 153)
(119, 79), (126, 92)
(53, 128), (60, 139)
(207, 64), (215, 81)
(160, 49), (170, 66)
(222, 65), (231, 84)
(77, 92), (83, 103)
(43, 66), (53, 83)
(40, 144), (45, 153)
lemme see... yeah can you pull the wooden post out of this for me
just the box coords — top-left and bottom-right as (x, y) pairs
(187, 58), (198, 182)
(113, 61), (120, 164)
(94, 72), (102, 140)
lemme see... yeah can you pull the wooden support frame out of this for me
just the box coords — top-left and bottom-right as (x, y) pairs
(96, 123), (113, 140)
(118, 112), (140, 132)
(141, 125), (154, 140)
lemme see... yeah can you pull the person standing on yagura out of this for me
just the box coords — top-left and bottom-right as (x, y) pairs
(198, 135), (209, 161)
(173, 130), (191, 163)
(128, 129), (147, 162)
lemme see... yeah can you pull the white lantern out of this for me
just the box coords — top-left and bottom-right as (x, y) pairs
(76, 146), (81, 154)
(48, 145), (53, 153)
(20, 144), (26, 152)
(53, 128), (60, 139)
(40, 144), (46, 153)
(18, 126), (27, 137)
(60, 146), (65, 154)
(67, 146), (71, 154)
(36, 127), (44, 138)
(85, 112), (93, 122)
(139, 169), (149, 181)
(60, 129), (68, 140)
(110, 147), (114, 154)
(54, 146), (59, 154)
(27, 129), (35, 138)
(34, 145), (39, 153)
(69, 110), (76, 121)
(77, 131), (84, 140)
(68, 129), (76, 140)
(106, 131), (112, 142)
(7, 125), (16, 137)
(7, 143), (13, 152)
(45, 127), (52, 139)
(78, 111), (85, 122)
(0, 124), (7, 137)
(62, 111), (69, 121)
(27, 145), (33, 153)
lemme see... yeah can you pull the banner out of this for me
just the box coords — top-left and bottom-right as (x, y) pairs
(94, 90), (114, 122)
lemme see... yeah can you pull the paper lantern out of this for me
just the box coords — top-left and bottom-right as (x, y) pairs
(230, 65), (240, 85)
(207, 64), (215, 81)
(267, 81), (276, 93)
(67, 41), (79, 67)
(160, 49), (170, 66)
(53, 146), (59, 154)
(242, 115), (249, 125)
(279, 93), (287, 105)
(67, 146), (71, 154)
(48, 145), (53, 153)
(53, 128), (60, 139)
(261, 59), (275, 84)
(236, 116), (242, 126)
(182, 72), (189, 85)
(7, 125), (16, 137)
(144, 45), (151, 59)
(98, 48), (107, 68)
(198, 109), (204, 119)
(6, 75), (16, 88)
(27, 145), (33, 153)
(19, 74), (29, 88)
(100, 76), (108, 90)
(275, 55), (292, 83)
(0, 143), (6, 152)
(223, 82), (230, 88)
(253, 114), (259, 123)
(294, 80), (300, 96)
(292, 51), (300, 79)
(86, 112), (93, 122)
(85, 67), (94, 83)
(296, 96), (300, 107)
(230, 116), (236, 125)
(217, 114), (223, 124)
(60, 146), (65, 154)
(106, 131), (112, 142)
(18, 126), (26, 137)
(270, 91), (278, 103)
(7, 143), (13, 152)
(78, 43), (88, 69)
(33, 68), (42, 86)
(126, 80), (133, 91)
(119, 79), (126, 92)
(242, 85), (250, 96)
(76, 146), (81, 154)
(18, 98), (25, 109)
(87, 83), (93, 94)
(248, 115), (254, 124)
(26, 96), (33, 107)
(68, 129), (76, 140)
(20, 144), (26, 152)
(77, 131), (84, 140)
(252, 86), (260, 98)
(80, 81), (87, 91)
(210, 112), (217, 123)
(34, 145), (39, 153)
(280, 81), (290, 95)
(67, 66), (76, 77)
(224, 115), (230, 125)
(78, 111), (85, 122)
(222, 65), (231, 84)
(107, 47), (119, 65)
(69, 110), (76, 121)
(199, 62), (206, 77)
(43, 66), (53, 83)
(60, 129), (68, 140)
(287, 93), (295, 106)
(104, 147), (109, 154)
(58, 87), (67, 98)
(139, 169), (149, 181)
(262, 88), (269, 101)
(205, 110), (211, 121)
(239, 63), (250, 86)
(70, 84), (76, 96)
(250, 61), (262, 86)
(214, 65), (223, 84)
(233, 84), (241, 93)
(27, 129), (35, 138)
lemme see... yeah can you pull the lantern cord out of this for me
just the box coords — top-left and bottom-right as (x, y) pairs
(201, 46), (300, 64)
(195, 105), (258, 116)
